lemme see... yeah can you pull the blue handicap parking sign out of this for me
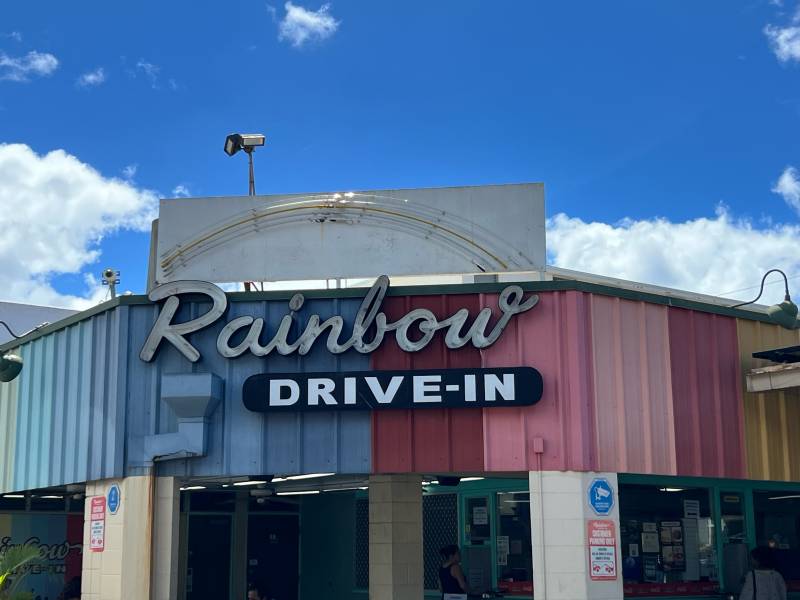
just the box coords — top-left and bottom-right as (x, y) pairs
(107, 484), (121, 514)
(588, 478), (614, 515)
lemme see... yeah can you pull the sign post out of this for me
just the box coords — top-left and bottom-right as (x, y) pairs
(89, 496), (106, 552)
(587, 520), (617, 581)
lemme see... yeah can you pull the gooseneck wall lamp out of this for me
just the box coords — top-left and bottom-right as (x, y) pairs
(731, 269), (799, 330)
(0, 353), (22, 382)
(0, 321), (22, 382)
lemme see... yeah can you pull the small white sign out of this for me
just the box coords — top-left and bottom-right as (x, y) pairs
(497, 536), (510, 566)
(473, 506), (488, 525)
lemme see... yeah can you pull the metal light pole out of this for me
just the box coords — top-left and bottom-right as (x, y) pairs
(247, 148), (256, 196)
(224, 133), (266, 197)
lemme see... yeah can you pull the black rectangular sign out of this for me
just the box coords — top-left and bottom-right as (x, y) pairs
(242, 367), (543, 412)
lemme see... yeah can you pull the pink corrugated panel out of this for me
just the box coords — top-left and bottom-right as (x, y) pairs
(481, 291), (596, 472)
(590, 296), (677, 475)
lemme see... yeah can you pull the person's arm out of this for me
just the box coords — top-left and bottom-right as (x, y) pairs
(451, 563), (468, 593)
(740, 571), (753, 600)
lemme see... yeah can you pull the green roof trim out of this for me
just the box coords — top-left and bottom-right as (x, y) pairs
(0, 279), (775, 351)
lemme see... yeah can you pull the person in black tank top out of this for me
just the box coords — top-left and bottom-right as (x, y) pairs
(438, 545), (469, 598)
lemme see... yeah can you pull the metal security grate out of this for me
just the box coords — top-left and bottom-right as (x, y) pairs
(423, 493), (458, 590)
(354, 497), (369, 588)
(353, 493), (459, 591)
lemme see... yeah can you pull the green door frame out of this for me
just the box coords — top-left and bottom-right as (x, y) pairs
(456, 479), (530, 598)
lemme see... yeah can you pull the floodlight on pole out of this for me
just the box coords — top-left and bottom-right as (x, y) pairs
(731, 269), (799, 330)
(224, 133), (266, 196)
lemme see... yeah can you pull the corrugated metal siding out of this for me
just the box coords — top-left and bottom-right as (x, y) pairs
(371, 291), (749, 477)
(2, 287), (775, 489)
(590, 296), (677, 475)
(128, 297), (372, 478)
(0, 310), (126, 494)
(0, 376), (18, 491)
(481, 291), (595, 472)
(370, 294), (485, 473)
(668, 309), (744, 478)
(736, 319), (800, 481)
(371, 291), (597, 473)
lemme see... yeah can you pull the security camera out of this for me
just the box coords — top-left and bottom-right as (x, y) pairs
(224, 133), (266, 156)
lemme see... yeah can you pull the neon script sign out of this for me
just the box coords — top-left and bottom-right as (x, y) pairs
(139, 275), (538, 363)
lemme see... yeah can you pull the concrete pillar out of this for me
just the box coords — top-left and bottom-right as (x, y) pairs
(368, 474), (424, 600)
(152, 477), (181, 600)
(529, 471), (623, 600)
(81, 475), (180, 600)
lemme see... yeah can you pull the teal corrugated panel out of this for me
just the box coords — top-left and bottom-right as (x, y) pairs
(75, 319), (93, 482)
(50, 328), (68, 486)
(0, 375), (18, 491)
(13, 344), (33, 490)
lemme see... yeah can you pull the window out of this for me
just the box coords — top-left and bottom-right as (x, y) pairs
(754, 490), (800, 588)
(619, 484), (718, 596)
(495, 491), (533, 596)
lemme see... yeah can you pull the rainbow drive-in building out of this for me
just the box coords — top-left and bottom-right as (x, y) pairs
(0, 183), (799, 600)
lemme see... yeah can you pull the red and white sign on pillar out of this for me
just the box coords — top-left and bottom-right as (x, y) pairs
(90, 496), (106, 552)
(587, 519), (617, 581)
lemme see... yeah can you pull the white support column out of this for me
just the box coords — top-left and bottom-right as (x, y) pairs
(81, 475), (181, 600)
(368, 474), (424, 600)
(152, 477), (181, 600)
(530, 471), (623, 600)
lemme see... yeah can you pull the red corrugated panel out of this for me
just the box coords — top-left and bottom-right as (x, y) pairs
(371, 294), (484, 473)
(668, 308), (745, 478)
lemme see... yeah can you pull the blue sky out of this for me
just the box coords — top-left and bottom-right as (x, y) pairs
(1, 1), (799, 307)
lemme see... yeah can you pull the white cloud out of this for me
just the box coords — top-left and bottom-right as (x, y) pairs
(765, 9), (800, 63)
(76, 67), (106, 87)
(122, 164), (138, 181)
(773, 166), (800, 213)
(1, 32), (22, 42)
(0, 144), (157, 309)
(546, 207), (800, 304)
(765, 24), (800, 62)
(278, 2), (339, 48)
(172, 184), (190, 198)
(135, 59), (160, 88)
(0, 50), (58, 82)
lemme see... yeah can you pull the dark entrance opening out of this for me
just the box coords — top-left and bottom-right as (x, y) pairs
(187, 514), (233, 600)
(247, 513), (300, 600)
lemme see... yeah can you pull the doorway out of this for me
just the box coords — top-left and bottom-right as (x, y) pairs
(186, 514), (233, 600)
(247, 514), (300, 600)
